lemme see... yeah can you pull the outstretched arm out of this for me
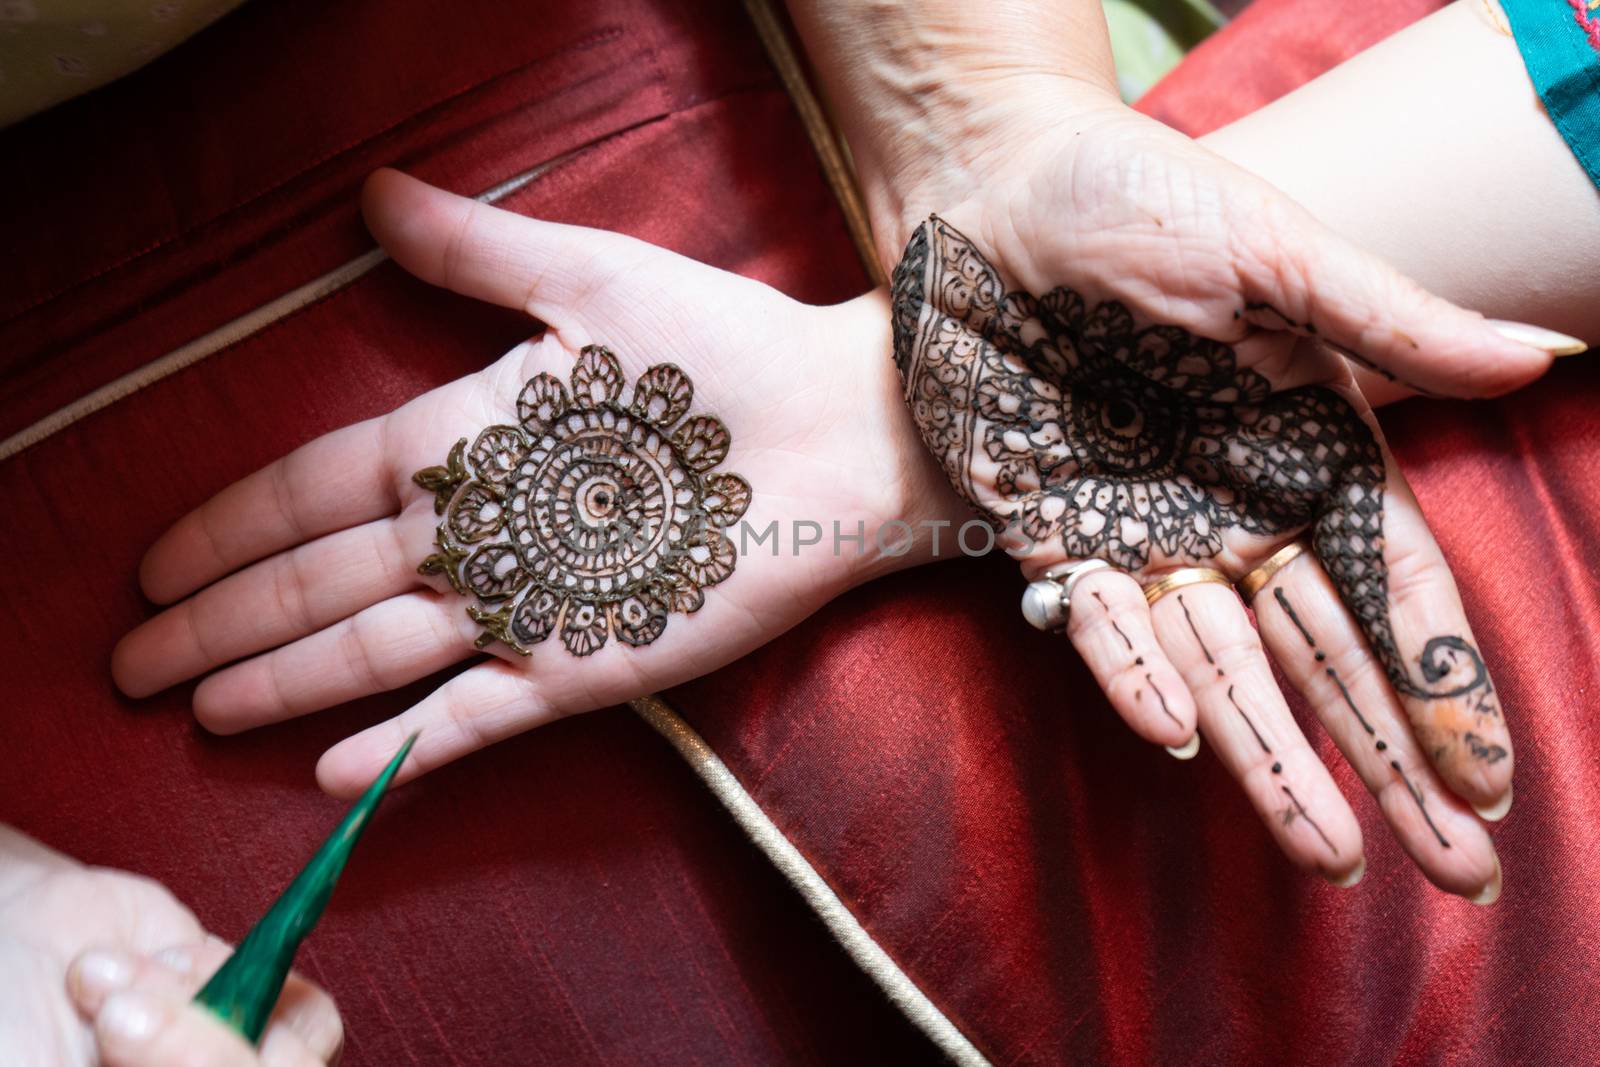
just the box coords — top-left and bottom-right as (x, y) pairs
(1203, 0), (1599, 405)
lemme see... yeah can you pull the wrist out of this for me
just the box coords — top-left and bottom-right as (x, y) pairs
(820, 290), (971, 588)
(786, 0), (1124, 267)
(853, 77), (1125, 269)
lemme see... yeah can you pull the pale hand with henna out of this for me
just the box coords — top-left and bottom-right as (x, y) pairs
(791, 0), (1546, 902)
(891, 208), (1510, 901)
(112, 169), (964, 798)
(0, 826), (341, 1067)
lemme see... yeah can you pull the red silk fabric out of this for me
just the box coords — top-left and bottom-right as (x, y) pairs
(3, 0), (1598, 1064)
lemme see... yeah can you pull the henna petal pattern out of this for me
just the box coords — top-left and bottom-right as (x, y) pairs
(702, 473), (751, 527)
(517, 373), (569, 431)
(570, 344), (625, 408)
(613, 593), (670, 647)
(463, 543), (525, 601)
(447, 481), (506, 544)
(675, 528), (736, 588)
(561, 599), (609, 656)
(469, 426), (529, 484)
(630, 363), (695, 426)
(670, 415), (731, 473)
(509, 588), (563, 649)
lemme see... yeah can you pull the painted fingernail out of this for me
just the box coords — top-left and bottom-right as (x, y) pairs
(1164, 733), (1201, 760)
(75, 950), (135, 997)
(1327, 855), (1365, 889)
(1472, 855), (1504, 906)
(1488, 320), (1588, 356)
(1474, 782), (1513, 823)
(99, 991), (161, 1043)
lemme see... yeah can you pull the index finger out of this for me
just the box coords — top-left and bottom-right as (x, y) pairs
(1312, 443), (1513, 816)
(139, 417), (395, 604)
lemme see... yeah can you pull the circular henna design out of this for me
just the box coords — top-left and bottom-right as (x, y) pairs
(890, 216), (1496, 716)
(413, 345), (749, 657)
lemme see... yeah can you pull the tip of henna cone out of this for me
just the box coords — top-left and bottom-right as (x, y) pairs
(1164, 733), (1201, 760)
(1488, 320), (1589, 357)
(1474, 783), (1513, 823)
(1326, 855), (1365, 890)
(1471, 856), (1504, 907)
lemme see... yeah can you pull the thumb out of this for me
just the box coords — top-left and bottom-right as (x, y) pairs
(1239, 205), (1586, 398)
(360, 167), (667, 329)
(92, 989), (328, 1067)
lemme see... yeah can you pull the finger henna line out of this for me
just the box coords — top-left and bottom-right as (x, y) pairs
(1227, 684), (1273, 757)
(1145, 673), (1182, 727)
(1281, 785), (1339, 855)
(1272, 588), (1382, 740)
(1273, 587), (1319, 653)
(1239, 300), (1447, 398)
(1178, 594), (1220, 676)
(1093, 591), (1135, 650)
(413, 346), (750, 657)
(1241, 300), (1398, 385)
(1391, 760), (1451, 849)
(1325, 668), (1377, 737)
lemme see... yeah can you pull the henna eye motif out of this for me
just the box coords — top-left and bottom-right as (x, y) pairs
(413, 346), (749, 657)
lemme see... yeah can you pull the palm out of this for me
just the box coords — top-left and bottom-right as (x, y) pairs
(888, 108), (1522, 900)
(114, 170), (956, 796)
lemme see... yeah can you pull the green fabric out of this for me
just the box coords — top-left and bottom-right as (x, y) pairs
(1500, 0), (1600, 189)
(0, 0), (246, 128)
(1103, 0), (1226, 103)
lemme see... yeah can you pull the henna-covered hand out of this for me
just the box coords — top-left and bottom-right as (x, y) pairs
(111, 169), (961, 797)
(894, 216), (1511, 901)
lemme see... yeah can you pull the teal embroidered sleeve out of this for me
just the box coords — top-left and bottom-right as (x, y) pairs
(1500, 0), (1600, 189)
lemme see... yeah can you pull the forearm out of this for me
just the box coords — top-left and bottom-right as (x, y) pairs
(1203, 0), (1600, 351)
(785, 0), (1119, 266)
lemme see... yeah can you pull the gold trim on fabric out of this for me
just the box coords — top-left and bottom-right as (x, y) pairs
(0, 141), (598, 465)
(630, 695), (991, 1066)
(741, 0), (886, 286)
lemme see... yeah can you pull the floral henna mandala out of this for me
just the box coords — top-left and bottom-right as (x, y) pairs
(413, 345), (750, 657)
(890, 216), (1501, 745)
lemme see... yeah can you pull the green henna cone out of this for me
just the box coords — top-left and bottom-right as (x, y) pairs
(193, 732), (417, 1043)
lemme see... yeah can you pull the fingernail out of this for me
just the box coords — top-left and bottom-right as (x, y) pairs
(1474, 782), (1513, 823)
(99, 991), (161, 1043)
(1164, 733), (1201, 760)
(152, 946), (193, 974)
(1488, 320), (1588, 356)
(1472, 855), (1504, 906)
(76, 950), (134, 997)
(1327, 855), (1365, 889)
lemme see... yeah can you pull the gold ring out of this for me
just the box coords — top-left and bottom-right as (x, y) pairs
(1237, 540), (1310, 604)
(1142, 567), (1232, 606)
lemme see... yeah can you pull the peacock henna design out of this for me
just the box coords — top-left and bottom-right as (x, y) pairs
(890, 216), (1499, 742)
(412, 345), (749, 657)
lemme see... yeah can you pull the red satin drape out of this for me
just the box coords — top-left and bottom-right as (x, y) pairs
(2, 0), (1597, 1064)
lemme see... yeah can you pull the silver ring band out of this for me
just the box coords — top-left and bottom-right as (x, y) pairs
(1020, 559), (1112, 632)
